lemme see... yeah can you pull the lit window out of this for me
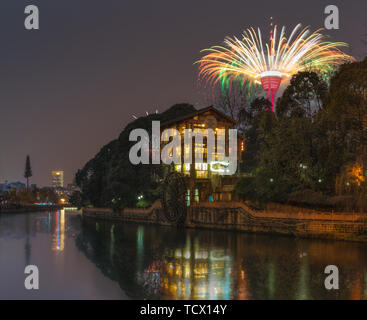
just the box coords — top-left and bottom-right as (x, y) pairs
(183, 163), (191, 176)
(186, 189), (190, 206)
(195, 163), (208, 178)
(194, 188), (199, 202)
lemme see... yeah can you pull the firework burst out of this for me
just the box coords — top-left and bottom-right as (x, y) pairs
(197, 23), (355, 112)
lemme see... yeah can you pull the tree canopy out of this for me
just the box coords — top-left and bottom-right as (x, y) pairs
(236, 60), (367, 211)
(75, 103), (196, 210)
(75, 59), (367, 212)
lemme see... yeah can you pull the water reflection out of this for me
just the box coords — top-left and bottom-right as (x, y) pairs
(151, 239), (233, 299)
(52, 209), (65, 251)
(0, 211), (125, 299)
(1, 211), (367, 299)
(77, 218), (367, 300)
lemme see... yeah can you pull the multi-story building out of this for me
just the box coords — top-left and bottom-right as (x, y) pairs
(52, 170), (64, 189)
(160, 106), (244, 203)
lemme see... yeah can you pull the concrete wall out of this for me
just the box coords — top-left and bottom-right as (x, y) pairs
(82, 201), (367, 242)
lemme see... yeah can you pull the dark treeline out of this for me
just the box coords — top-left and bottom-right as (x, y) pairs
(236, 58), (367, 211)
(1, 187), (58, 207)
(73, 104), (197, 211)
(73, 59), (367, 212)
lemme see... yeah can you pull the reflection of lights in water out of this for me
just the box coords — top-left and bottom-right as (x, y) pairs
(351, 277), (363, 300)
(140, 233), (234, 299)
(110, 225), (115, 265)
(136, 226), (144, 276)
(174, 249), (181, 258)
(296, 257), (309, 300)
(137, 226), (144, 250)
(184, 262), (190, 278)
(268, 263), (275, 299)
(184, 235), (191, 259)
(349, 271), (364, 300)
(143, 239), (233, 299)
(237, 269), (249, 300)
(53, 210), (65, 251)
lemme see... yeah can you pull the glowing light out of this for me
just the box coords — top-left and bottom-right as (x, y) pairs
(349, 164), (365, 186)
(241, 140), (245, 151)
(210, 161), (230, 173)
(197, 23), (354, 112)
(259, 70), (283, 78)
(53, 210), (65, 251)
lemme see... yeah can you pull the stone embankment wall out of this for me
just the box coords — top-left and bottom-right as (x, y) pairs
(82, 201), (367, 242)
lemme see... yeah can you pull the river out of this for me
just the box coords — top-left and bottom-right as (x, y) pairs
(0, 210), (366, 299)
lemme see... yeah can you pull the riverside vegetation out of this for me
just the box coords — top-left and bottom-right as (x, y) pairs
(72, 59), (367, 213)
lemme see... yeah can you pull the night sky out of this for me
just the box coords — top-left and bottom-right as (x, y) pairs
(0, 0), (366, 186)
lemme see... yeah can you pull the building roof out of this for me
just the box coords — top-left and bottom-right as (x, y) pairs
(161, 106), (237, 128)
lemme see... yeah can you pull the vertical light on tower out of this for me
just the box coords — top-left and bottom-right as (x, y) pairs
(260, 71), (282, 112)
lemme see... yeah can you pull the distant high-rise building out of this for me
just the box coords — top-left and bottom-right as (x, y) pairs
(52, 171), (64, 188)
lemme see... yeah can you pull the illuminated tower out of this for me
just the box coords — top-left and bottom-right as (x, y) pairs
(52, 170), (64, 188)
(260, 71), (282, 112)
(198, 21), (354, 115)
(259, 17), (282, 112)
(260, 17), (282, 112)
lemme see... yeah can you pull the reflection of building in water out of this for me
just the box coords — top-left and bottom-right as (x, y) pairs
(136, 226), (144, 276)
(141, 235), (233, 299)
(350, 273), (364, 300)
(296, 257), (310, 300)
(76, 219), (367, 300)
(267, 263), (275, 299)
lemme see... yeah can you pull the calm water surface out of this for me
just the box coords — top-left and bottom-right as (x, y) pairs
(0, 210), (367, 299)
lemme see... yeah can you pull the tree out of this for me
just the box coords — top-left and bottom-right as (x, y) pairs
(236, 72), (331, 204)
(321, 58), (367, 196)
(276, 71), (328, 117)
(239, 98), (272, 173)
(24, 155), (33, 189)
(75, 104), (196, 210)
(69, 191), (83, 209)
(212, 83), (249, 121)
(205, 81), (262, 128)
(38, 187), (58, 204)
